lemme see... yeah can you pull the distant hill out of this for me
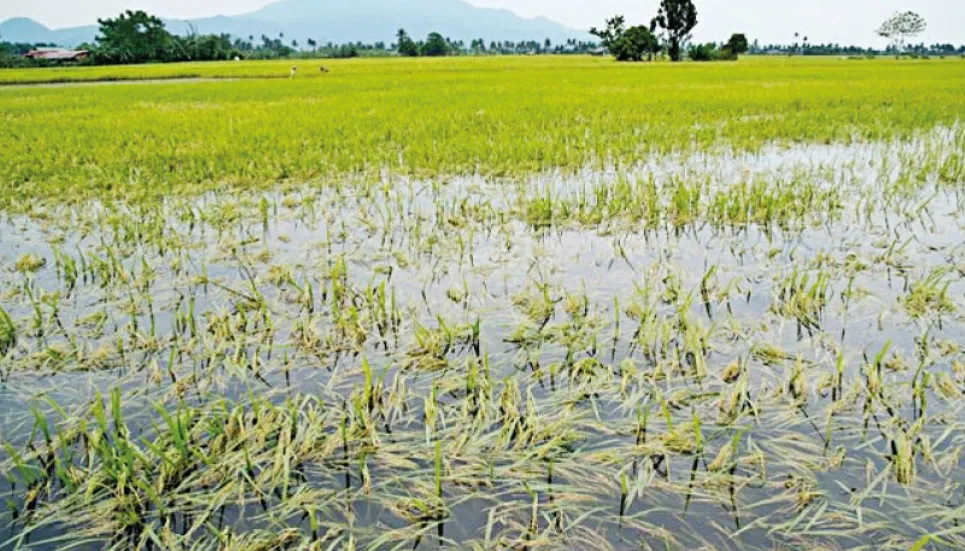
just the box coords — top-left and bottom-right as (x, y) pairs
(0, 17), (98, 46)
(1, 0), (589, 48)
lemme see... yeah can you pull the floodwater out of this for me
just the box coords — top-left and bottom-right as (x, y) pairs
(0, 130), (964, 550)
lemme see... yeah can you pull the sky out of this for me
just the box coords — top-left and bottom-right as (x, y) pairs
(1, 0), (962, 46)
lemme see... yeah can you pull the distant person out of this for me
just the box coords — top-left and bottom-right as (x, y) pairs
(290, 66), (298, 78)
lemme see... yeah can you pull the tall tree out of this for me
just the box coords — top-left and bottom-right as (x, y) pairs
(652, 0), (698, 61)
(95, 10), (173, 64)
(396, 29), (419, 56)
(590, 15), (627, 54)
(876, 12), (927, 55)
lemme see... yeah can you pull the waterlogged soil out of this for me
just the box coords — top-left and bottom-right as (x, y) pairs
(1, 131), (964, 550)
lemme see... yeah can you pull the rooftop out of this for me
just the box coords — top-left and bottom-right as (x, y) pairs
(24, 48), (89, 61)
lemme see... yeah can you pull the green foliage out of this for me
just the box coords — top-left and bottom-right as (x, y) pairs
(653, 0), (699, 61)
(85, 10), (261, 64)
(169, 33), (239, 62)
(0, 41), (61, 68)
(397, 29), (420, 57)
(688, 34), (747, 61)
(94, 10), (173, 64)
(688, 42), (720, 61)
(725, 33), (749, 55)
(329, 44), (360, 59)
(591, 16), (660, 61)
(614, 26), (659, 62)
(0, 305), (15, 358)
(590, 15), (626, 54)
(421, 32), (450, 57)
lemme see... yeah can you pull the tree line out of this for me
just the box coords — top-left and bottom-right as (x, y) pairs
(749, 41), (964, 57)
(0, 10), (603, 67)
(2, 6), (962, 68)
(592, 3), (954, 62)
(392, 30), (598, 57)
(0, 40), (58, 67)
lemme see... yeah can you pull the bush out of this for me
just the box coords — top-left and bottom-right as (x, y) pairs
(688, 43), (719, 61)
(421, 33), (449, 57)
(329, 45), (359, 59)
(687, 34), (745, 62)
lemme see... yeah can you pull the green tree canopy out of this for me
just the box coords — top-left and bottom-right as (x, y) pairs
(591, 16), (660, 62)
(590, 16), (626, 53)
(618, 26), (660, 61)
(725, 33), (749, 55)
(421, 32), (449, 57)
(396, 29), (419, 57)
(95, 10), (173, 64)
(653, 0), (698, 62)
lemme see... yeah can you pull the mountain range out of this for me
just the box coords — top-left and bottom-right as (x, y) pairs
(0, 0), (589, 47)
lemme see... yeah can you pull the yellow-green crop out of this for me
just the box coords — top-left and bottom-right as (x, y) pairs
(1, 56), (963, 207)
(1, 55), (964, 551)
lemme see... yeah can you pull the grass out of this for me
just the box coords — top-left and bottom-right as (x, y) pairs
(0, 55), (964, 550)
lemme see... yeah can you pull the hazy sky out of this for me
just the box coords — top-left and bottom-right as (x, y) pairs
(1, 0), (962, 45)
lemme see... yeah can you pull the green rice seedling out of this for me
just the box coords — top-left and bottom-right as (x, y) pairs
(0, 305), (15, 360)
(772, 266), (831, 331)
(435, 440), (443, 500)
(692, 408), (704, 455)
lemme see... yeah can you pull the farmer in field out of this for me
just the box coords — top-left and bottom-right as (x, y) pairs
(290, 66), (298, 78)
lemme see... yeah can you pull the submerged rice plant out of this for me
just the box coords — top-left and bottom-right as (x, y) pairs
(0, 56), (964, 551)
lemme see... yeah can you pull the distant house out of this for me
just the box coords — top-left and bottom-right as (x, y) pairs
(590, 47), (609, 56)
(23, 48), (90, 62)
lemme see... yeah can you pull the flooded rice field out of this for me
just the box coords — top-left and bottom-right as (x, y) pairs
(1, 127), (964, 550)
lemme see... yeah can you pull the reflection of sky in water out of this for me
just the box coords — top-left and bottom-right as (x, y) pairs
(0, 131), (963, 549)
